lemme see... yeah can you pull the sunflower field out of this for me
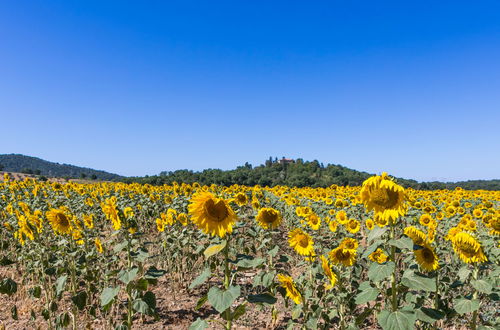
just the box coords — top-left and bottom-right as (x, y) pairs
(0, 172), (498, 329)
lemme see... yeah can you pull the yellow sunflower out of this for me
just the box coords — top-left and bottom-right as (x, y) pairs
(234, 192), (248, 206)
(340, 237), (359, 250)
(360, 172), (406, 223)
(451, 232), (487, 263)
(328, 219), (338, 233)
(329, 247), (356, 267)
(95, 238), (104, 253)
(366, 218), (374, 230)
(256, 207), (282, 230)
(346, 218), (360, 234)
(419, 214), (434, 227)
(369, 248), (388, 264)
(336, 210), (348, 225)
(277, 274), (302, 304)
(414, 244), (439, 271)
(188, 191), (237, 238)
(46, 207), (73, 235)
(101, 197), (121, 231)
(307, 214), (321, 230)
(320, 255), (337, 289)
(288, 228), (315, 257)
(403, 226), (427, 246)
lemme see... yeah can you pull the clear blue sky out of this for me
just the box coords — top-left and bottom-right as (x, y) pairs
(1, 1), (499, 181)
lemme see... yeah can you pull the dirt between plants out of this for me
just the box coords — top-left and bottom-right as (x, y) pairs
(0, 263), (294, 330)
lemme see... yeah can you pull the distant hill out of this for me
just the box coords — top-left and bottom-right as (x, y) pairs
(0, 154), (122, 181)
(124, 157), (500, 191)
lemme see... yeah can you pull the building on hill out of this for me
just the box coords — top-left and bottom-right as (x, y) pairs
(279, 157), (295, 165)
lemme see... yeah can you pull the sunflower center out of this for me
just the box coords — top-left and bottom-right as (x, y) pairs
(204, 199), (229, 222)
(371, 188), (399, 209)
(261, 210), (278, 223)
(56, 213), (70, 228)
(422, 248), (434, 262)
(297, 234), (309, 248)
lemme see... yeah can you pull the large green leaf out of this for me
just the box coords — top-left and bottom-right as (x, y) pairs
(388, 237), (414, 250)
(368, 262), (395, 282)
(132, 299), (150, 314)
(378, 310), (416, 330)
(416, 307), (444, 323)
(471, 280), (492, 294)
(118, 267), (139, 285)
(0, 278), (17, 296)
(247, 293), (277, 304)
(453, 298), (480, 314)
(189, 318), (209, 330)
(189, 268), (211, 289)
(55, 275), (67, 296)
(401, 270), (436, 292)
(368, 227), (388, 243)
(100, 287), (120, 307)
(235, 257), (265, 269)
(354, 287), (379, 305)
(208, 285), (241, 313)
(71, 291), (87, 311)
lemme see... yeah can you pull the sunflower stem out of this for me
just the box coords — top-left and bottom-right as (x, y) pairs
(471, 266), (479, 330)
(390, 223), (398, 311)
(223, 238), (232, 330)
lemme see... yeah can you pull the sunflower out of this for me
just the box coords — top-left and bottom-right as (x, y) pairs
(360, 172), (406, 223)
(414, 244), (439, 271)
(419, 214), (434, 227)
(83, 214), (94, 229)
(277, 274), (302, 304)
(155, 218), (165, 232)
(329, 247), (356, 267)
(320, 255), (337, 289)
(188, 191), (237, 238)
(288, 228), (315, 257)
(95, 238), (104, 253)
(369, 248), (388, 264)
(473, 209), (483, 218)
(328, 219), (338, 233)
(177, 213), (189, 226)
(234, 192), (248, 206)
(307, 214), (321, 230)
(256, 207), (282, 230)
(346, 219), (360, 234)
(488, 217), (500, 236)
(403, 226), (427, 246)
(366, 218), (374, 230)
(451, 232), (487, 263)
(123, 207), (134, 218)
(101, 197), (121, 231)
(340, 237), (359, 250)
(336, 210), (348, 225)
(46, 207), (73, 235)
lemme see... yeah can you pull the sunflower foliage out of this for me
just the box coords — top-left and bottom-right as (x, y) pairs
(0, 173), (498, 329)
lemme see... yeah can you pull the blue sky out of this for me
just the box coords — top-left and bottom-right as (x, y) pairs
(1, 1), (499, 181)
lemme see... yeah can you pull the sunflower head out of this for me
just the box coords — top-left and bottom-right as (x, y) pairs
(188, 192), (237, 238)
(360, 172), (407, 223)
(414, 244), (439, 271)
(234, 192), (248, 206)
(288, 228), (315, 257)
(329, 247), (356, 267)
(320, 255), (337, 289)
(277, 274), (302, 304)
(46, 207), (73, 235)
(256, 207), (282, 230)
(451, 232), (487, 263)
(369, 248), (388, 264)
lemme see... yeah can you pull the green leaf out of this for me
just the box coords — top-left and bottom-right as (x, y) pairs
(55, 275), (67, 296)
(368, 262), (395, 282)
(362, 240), (382, 259)
(269, 246), (279, 257)
(416, 307), (444, 323)
(136, 278), (149, 291)
(378, 310), (416, 330)
(113, 241), (128, 253)
(189, 268), (211, 289)
(189, 318), (209, 330)
(204, 241), (226, 259)
(0, 278), (18, 296)
(471, 280), (492, 294)
(144, 266), (166, 279)
(143, 291), (156, 309)
(247, 293), (277, 304)
(457, 266), (471, 282)
(354, 287), (379, 305)
(261, 271), (276, 287)
(388, 237), (414, 250)
(195, 294), (208, 310)
(231, 303), (246, 320)
(118, 267), (138, 285)
(401, 270), (436, 292)
(132, 299), (150, 314)
(235, 257), (265, 269)
(100, 287), (120, 307)
(453, 298), (480, 314)
(71, 291), (87, 311)
(368, 226), (387, 243)
(208, 285), (241, 313)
